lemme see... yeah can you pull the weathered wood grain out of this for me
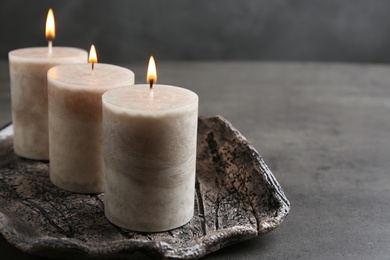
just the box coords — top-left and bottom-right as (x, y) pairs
(0, 116), (289, 259)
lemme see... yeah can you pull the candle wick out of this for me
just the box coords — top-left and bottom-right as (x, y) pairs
(149, 79), (154, 97)
(48, 41), (53, 54)
(91, 62), (95, 76)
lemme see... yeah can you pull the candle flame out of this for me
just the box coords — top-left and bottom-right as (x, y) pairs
(147, 56), (157, 87)
(45, 9), (55, 41)
(89, 45), (98, 64)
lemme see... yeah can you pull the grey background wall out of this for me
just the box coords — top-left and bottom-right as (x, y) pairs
(1, 0), (390, 63)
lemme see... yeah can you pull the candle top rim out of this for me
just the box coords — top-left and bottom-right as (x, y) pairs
(103, 84), (198, 112)
(8, 47), (87, 61)
(48, 63), (135, 89)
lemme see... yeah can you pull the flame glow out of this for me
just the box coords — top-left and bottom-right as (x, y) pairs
(45, 9), (55, 41)
(89, 45), (98, 64)
(147, 56), (157, 85)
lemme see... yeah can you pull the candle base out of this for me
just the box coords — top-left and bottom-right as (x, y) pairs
(103, 166), (195, 232)
(50, 174), (104, 194)
(104, 208), (194, 233)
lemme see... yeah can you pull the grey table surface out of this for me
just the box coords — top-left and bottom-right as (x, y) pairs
(1, 60), (390, 259)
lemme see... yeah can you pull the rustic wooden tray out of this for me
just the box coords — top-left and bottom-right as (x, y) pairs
(0, 116), (290, 259)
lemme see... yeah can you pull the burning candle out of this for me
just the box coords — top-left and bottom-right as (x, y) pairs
(102, 57), (198, 232)
(47, 46), (135, 193)
(8, 9), (88, 160)
(46, 8), (55, 53)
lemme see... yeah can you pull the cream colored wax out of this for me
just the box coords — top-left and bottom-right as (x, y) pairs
(8, 47), (88, 160)
(48, 64), (135, 193)
(102, 84), (198, 232)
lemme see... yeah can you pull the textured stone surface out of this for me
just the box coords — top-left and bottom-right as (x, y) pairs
(0, 116), (289, 259)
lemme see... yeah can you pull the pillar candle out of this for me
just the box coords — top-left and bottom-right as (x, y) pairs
(8, 47), (87, 160)
(102, 84), (198, 232)
(48, 63), (135, 193)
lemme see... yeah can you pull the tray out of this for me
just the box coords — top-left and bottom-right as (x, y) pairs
(0, 116), (290, 259)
